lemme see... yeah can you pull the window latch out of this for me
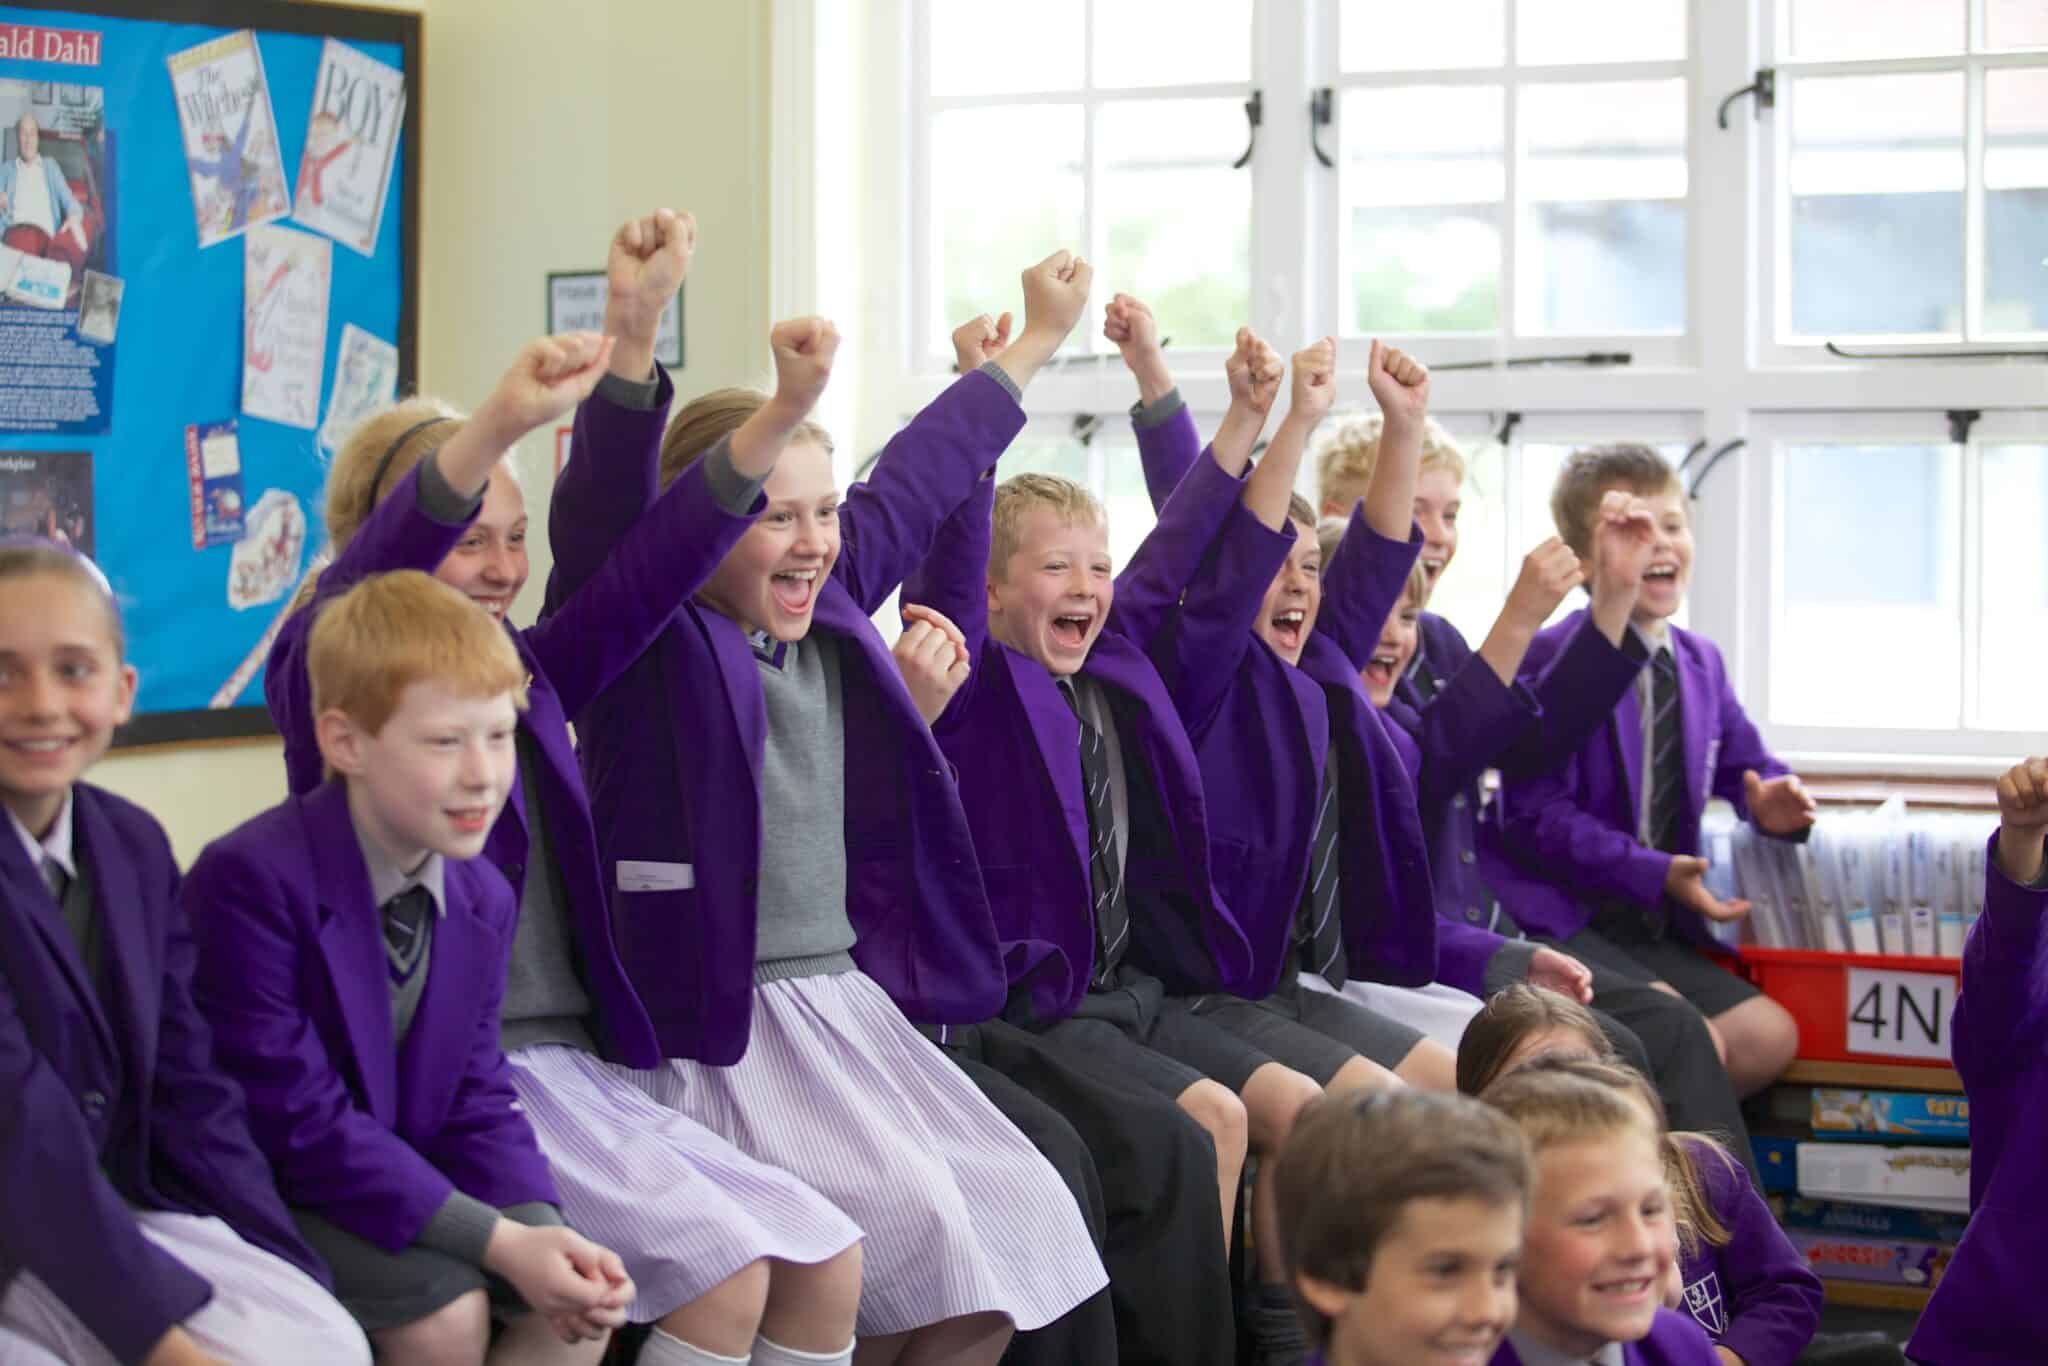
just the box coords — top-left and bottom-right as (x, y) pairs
(1716, 67), (1775, 130)
(1495, 411), (1522, 447)
(1232, 89), (1262, 169)
(1947, 409), (1982, 445)
(1688, 439), (1745, 499)
(1676, 438), (1709, 475)
(1310, 87), (1334, 168)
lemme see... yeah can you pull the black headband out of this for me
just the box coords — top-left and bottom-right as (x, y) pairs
(366, 415), (454, 506)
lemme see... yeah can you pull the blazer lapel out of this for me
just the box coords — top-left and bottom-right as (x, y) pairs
(702, 607), (768, 788)
(71, 789), (159, 1088)
(303, 784), (399, 1125)
(0, 815), (115, 1066)
(1005, 646), (1091, 880)
(1611, 675), (1646, 824)
(1675, 632), (1715, 825)
(395, 864), (493, 1132)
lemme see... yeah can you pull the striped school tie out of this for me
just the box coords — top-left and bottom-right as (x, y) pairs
(40, 855), (67, 904)
(1297, 759), (1346, 987)
(1646, 648), (1685, 853)
(1060, 679), (1129, 989)
(381, 886), (433, 987)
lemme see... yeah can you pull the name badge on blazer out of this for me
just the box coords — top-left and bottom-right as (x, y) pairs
(617, 860), (695, 892)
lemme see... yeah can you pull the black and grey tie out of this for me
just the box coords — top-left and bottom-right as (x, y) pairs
(40, 855), (67, 904)
(1296, 759), (1346, 987)
(381, 886), (433, 987)
(1646, 648), (1685, 853)
(1061, 679), (1129, 989)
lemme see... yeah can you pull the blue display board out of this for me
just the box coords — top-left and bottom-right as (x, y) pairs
(0, 0), (417, 745)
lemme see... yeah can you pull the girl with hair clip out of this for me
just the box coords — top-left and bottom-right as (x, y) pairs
(1479, 1063), (1718, 1365)
(0, 539), (371, 1366)
(1463, 996), (1836, 1366)
(546, 250), (1108, 1366)
(265, 211), (868, 1366)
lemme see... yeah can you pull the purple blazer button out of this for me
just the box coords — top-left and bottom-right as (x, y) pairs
(80, 1089), (107, 1119)
(1461, 851), (1477, 865)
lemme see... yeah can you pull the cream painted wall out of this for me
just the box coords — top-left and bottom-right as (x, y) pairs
(93, 0), (774, 865)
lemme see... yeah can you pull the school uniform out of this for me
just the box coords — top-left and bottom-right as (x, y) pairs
(1126, 397), (1443, 1066)
(264, 370), (864, 1322)
(1492, 1309), (1722, 1365)
(1492, 613), (1792, 1022)
(182, 781), (568, 1330)
(0, 784), (367, 1366)
(550, 365), (1106, 1338)
(1671, 1137), (1821, 1365)
(1907, 836), (2048, 1366)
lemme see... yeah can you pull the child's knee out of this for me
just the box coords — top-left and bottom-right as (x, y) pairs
(373, 1289), (491, 1366)
(1176, 1078), (1249, 1161)
(666, 1256), (771, 1346)
(1393, 1038), (1458, 1092)
(1328, 1054), (1401, 1097)
(767, 1244), (863, 1329)
(1702, 1016), (1730, 1064)
(1241, 1063), (1323, 1149)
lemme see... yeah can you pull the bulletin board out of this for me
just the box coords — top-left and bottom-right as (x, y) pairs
(0, 0), (419, 746)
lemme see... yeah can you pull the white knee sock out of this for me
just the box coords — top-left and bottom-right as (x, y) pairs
(640, 1327), (751, 1366)
(752, 1336), (855, 1366)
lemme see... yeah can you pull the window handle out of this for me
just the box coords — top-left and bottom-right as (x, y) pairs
(1947, 409), (1982, 445)
(1676, 438), (1709, 475)
(1310, 87), (1334, 168)
(1716, 68), (1775, 131)
(1232, 89), (1263, 169)
(1688, 439), (1745, 499)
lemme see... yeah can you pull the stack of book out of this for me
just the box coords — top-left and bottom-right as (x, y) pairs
(1753, 1084), (1970, 1308)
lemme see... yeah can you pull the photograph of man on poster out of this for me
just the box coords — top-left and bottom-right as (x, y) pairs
(0, 82), (111, 305)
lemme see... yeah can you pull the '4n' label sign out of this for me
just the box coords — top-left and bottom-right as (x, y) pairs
(1845, 967), (1959, 1063)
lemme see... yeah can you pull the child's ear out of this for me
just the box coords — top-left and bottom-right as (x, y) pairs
(1294, 1271), (1357, 1320)
(110, 663), (138, 726)
(986, 574), (1003, 618)
(315, 708), (367, 778)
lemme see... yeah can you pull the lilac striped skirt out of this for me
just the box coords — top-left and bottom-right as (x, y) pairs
(625, 971), (1108, 1336)
(507, 1045), (862, 1323)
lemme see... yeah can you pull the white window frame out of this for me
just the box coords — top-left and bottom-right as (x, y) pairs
(776, 0), (2048, 774)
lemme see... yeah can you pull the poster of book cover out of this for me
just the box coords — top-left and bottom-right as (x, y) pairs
(0, 449), (91, 556)
(184, 419), (244, 548)
(0, 78), (116, 435)
(242, 222), (330, 429)
(318, 322), (397, 457)
(167, 29), (289, 249)
(293, 39), (403, 256)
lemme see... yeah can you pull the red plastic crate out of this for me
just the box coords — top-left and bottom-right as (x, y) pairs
(1732, 947), (1963, 1068)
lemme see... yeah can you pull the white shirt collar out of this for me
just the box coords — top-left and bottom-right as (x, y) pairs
(1507, 1328), (1626, 1366)
(9, 790), (75, 881)
(353, 827), (448, 919)
(1628, 619), (1673, 658)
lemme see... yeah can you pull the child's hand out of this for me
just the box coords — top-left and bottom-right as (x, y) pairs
(476, 332), (617, 443)
(1225, 327), (1286, 419)
(953, 312), (1013, 374)
(1664, 855), (1751, 922)
(1286, 336), (1339, 427)
(142, 1328), (229, 1366)
(1993, 756), (2048, 884)
(1525, 945), (1594, 1003)
(895, 604), (972, 725)
(1504, 537), (1583, 631)
(605, 208), (695, 341)
(1019, 249), (1094, 344)
(1744, 769), (1817, 837)
(1364, 338), (1430, 430)
(1102, 292), (1161, 359)
(1587, 489), (1656, 642)
(485, 1222), (626, 1322)
(768, 316), (840, 419)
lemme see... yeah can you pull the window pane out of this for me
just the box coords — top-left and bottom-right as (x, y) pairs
(1099, 435), (1158, 572)
(1789, 0), (1963, 60)
(1520, 80), (1688, 334)
(1341, 0), (1504, 70)
(932, 107), (1084, 356)
(1518, 0), (1685, 64)
(1415, 435), (1509, 642)
(1985, 69), (2048, 333)
(929, 0), (1085, 96)
(1342, 86), (1504, 333)
(1093, 0), (1251, 87)
(1787, 73), (1963, 338)
(1099, 100), (1251, 349)
(1987, 0), (2048, 49)
(1003, 434), (1090, 487)
(1773, 443), (1959, 728)
(1979, 444), (2048, 729)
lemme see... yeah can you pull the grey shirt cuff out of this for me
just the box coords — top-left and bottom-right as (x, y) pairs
(699, 434), (766, 516)
(595, 364), (662, 411)
(1482, 937), (1544, 996)
(1129, 387), (1185, 430)
(976, 358), (1023, 404)
(415, 1190), (502, 1266)
(415, 450), (485, 526)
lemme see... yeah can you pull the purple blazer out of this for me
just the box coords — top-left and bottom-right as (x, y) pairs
(185, 782), (557, 1253)
(264, 372), (758, 1068)
(1490, 1310), (1722, 1365)
(902, 449), (1255, 1023)
(546, 371), (1024, 1063)
(0, 783), (324, 1364)
(1125, 414), (1438, 995)
(1673, 1136), (1821, 1365)
(1908, 835), (2048, 1366)
(1490, 614), (1791, 945)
